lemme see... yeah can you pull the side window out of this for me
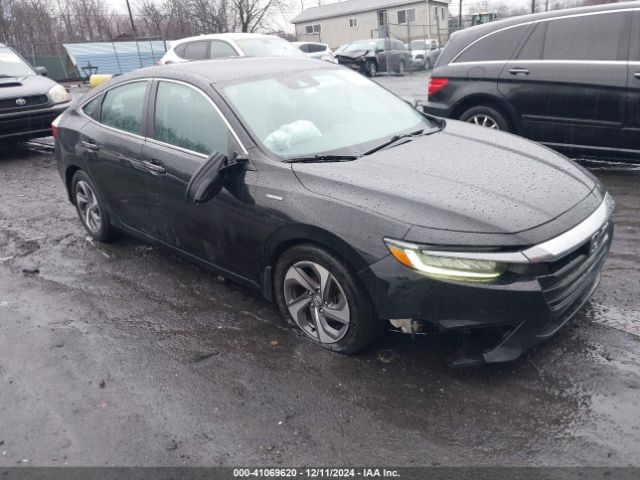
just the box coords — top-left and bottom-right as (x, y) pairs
(542, 12), (627, 61)
(308, 44), (326, 53)
(82, 96), (101, 120)
(455, 25), (526, 63)
(154, 82), (229, 156)
(210, 41), (238, 59)
(183, 41), (210, 61)
(298, 44), (309, 53)
(517, 22), (546, 60)
(174, 43), (187, 58)
(101, 82), (147, 135)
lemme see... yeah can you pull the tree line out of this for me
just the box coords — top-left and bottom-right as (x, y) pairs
(0, 0), (290, 50)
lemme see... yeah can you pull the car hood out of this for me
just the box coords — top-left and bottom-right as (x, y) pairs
(0, 74), (56, 98)
(292, 120), (599, 236)
(337, 50), (370, 59)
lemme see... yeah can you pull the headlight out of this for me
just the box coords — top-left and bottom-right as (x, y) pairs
(384, 238), (507, 281)
(48, 84), (70, 104)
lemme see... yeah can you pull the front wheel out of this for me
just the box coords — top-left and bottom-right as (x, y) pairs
(274, 244), (382, 354)
(365, 61), (377, 77)
(459, 105), (510, 131)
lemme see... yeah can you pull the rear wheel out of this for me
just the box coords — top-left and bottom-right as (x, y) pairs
(72, 170), (115, 243)
(274, 244), (382, 354)
(459, 105), (510, 132)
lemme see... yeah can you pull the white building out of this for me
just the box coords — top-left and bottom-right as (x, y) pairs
(292, 0), (451, 49)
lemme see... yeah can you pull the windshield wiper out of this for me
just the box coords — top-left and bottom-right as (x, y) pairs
(364, 127), (440, 156)
(284, 154), (362, 164)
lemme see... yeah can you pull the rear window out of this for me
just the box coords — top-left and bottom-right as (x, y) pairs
(307, 44), (327, 53)
(455, 25), (527, 63)
(541, 12), (627, 61)
(101, 82), (147, 135)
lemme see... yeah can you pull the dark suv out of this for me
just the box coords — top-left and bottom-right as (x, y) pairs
(423, 2), (640, 160)
(0, 43), (71, 143)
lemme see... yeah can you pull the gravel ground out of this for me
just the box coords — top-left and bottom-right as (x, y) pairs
(0, 74), (639, 467)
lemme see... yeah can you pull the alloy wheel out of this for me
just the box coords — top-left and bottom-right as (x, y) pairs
(283, 261), (351, 344)
(467, 114), (500, 129)
(75, 180), (102, 234)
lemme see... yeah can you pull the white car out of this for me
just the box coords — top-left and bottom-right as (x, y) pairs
(406, 39), (441, 70)
(292, 42), (337, 63)
(159, 33), (305, 65)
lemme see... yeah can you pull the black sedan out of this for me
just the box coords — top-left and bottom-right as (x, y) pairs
(53, 58), (614, 365)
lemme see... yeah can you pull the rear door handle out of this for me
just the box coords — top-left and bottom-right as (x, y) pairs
(509, 67), (530, 76)
(80, 140), (99, 151)
(143, 160), (166, 175)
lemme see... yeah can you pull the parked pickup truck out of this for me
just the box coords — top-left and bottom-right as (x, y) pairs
(406, 39), (441, 70)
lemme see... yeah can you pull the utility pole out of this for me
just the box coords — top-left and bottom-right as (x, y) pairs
(458, 0), (462, 31)
(125, 0), (138, 36)
(531, 0), (535, 13)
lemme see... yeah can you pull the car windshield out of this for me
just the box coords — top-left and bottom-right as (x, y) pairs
(410, 40), (427, 49)
(344, 41), (377, 52)
(234, 38), (305, 58)
(0, 47), (34, 77)
(222, 68), (431, 159)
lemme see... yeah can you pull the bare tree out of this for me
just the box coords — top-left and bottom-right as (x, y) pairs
(231, 0), (287, 33)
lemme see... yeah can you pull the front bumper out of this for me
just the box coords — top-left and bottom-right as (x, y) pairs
(337, 58), (366, 72)
(358, 201), (614, 366)
(0, 101), (70, 141)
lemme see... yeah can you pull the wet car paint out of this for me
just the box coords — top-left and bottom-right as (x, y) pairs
(0, 139), (639, 466)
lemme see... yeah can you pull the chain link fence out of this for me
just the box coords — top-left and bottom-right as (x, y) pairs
(7, 38), (168, 82)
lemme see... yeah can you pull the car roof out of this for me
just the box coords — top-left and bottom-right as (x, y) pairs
(171, 33), (283, 46)
(106, 57), (337, 86)
(439, 1), (640, 65)
(292, 41), (327, 46)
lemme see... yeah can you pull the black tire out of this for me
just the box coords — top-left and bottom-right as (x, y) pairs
(71, 170), (115, 243)
(459, 105), (510, 132)
(365, 60), (377, 77)
(396, 60), (406, 76)
(274, 244), (383, 354)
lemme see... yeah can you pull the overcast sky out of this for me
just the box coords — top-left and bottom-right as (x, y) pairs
(111, 0), (552, 33)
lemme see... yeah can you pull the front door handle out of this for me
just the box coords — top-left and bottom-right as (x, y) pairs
(509, 67), (530, 76)
(143, 160), (166, 175)
(80, 140), (99, 151)
(634, 72), (640, 79)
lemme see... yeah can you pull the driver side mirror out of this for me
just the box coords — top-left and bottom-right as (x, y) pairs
(35, 66), (48, 76)
(185, 152), (248, 204)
